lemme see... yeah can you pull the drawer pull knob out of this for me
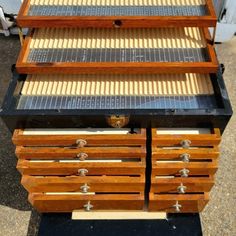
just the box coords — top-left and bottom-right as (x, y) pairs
(180, 140), (191, 148)
(77, 153), (88, 161)
(173, 201), (182, 212)
(78, 169), (88, 177)
(76, 139), (87, 148)
(113, 20), (122, 28)
(84, 201), (93, 211)
(180, 153), (190, 162)
(80, 183), (90, 193)
(177, 183), (187, 194)
(179, 168), (189, 177)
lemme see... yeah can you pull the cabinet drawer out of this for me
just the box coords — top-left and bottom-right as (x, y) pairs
(13, 128), (146, 147)
(17, 159), (145, 176)
(149, 193), (209, 212)
(152, 147), (219, 161)
(152, 159), (218, 176)
(29, 193), (144, 212)
(16, 146), (146, 160)
(22, 175), (145, 193)
(152, 128), (221, 147)
(151, 176), (214, 193)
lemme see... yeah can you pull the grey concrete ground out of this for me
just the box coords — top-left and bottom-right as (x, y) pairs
(0, 35), (235, 236)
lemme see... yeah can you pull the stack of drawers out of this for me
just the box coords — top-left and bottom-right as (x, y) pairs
(149, 128), (221, 212)
(13, 128), (146, 212)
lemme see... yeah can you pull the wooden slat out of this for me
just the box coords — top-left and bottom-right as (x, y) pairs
(15, 146), (146, 159)
(17, 159), (145, 176)
(152, 128), (221, 146)
(22, 175), (145, 193)
(17, 0), (216, 28)
(151, 176), (214, 193)
(152, 159), (218, 176)
(29, 193), (144, 212)
(149, 193), (209, 212)
(12, 129), (146, 147)
(152, 147), (219, 160)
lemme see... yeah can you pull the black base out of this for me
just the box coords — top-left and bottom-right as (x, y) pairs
(38, 213), (202, 236)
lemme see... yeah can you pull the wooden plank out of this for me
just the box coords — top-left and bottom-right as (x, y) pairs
(152, 160), (218, 176)
(17, 159), (145, 176)
(152, 147), (219, 160)
(149, 193), (209, 212)
(72, 211), (166, 220)
(21, 175), (145, 193)
(12, 129), (146, 147)
(151, 176), (214, 193)
(16, 61), (218, 75)
(29, 193), (144, 212)
(15, 146), (146, 159)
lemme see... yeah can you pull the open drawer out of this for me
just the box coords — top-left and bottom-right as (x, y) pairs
(29, 193), (144, 212)
(17, 0), (217, 28)
(16, 27), (218, 74)
(0, 70), (232, 131)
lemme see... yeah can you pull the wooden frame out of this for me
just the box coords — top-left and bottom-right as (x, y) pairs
(16, 28), (218, 74)
(17, 0), (217, 28)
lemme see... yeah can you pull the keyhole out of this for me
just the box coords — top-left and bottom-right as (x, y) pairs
(113, 20), (122, 28)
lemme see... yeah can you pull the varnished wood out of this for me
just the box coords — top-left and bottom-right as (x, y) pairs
(17, 159), (145, 176)
(151, 176), (214, 193)
(149, 193), (209, 212)
(152, 147), (219, 160)
(152, 128), (221, 146)
(15, 146), (146, 159)
(22, 175), (145, 193)
(29, 193), (144, 212)
(12, 129), (146, 147)
(152, 159), (218, 176)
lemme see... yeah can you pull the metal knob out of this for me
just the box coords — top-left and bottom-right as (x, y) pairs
(179, 168), (190, 177)
(76, 139), (87, 148)
(84, 201), (93, 211)
(180, 153), (190, 162)
(80, 183), (90, 193)
(180, 139), (191, 149)
(173, 201), (182, 212)
(78, 169), (88, 177)
(177, 183), (187, 194)
(77, 153), (88, 161)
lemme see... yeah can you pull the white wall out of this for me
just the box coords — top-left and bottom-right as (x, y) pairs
(0, 0), (23, 14)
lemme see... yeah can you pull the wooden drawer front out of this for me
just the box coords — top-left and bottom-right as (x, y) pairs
(149, 193), (209, 213)
(152, 147), (219, 161)
(151, 176), (214, 194)
(152, 128), (221, 147)
(152, 160), (218, 176)
(29, 193), (144, 212)
(13, 129), (146, 147)
(17, 160), (145, 176)
(22, 175), (145, 193)
(15, 146), (146, 160)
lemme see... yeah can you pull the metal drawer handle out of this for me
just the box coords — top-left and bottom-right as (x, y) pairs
(180, 140), (191, 149)
(77, 153), (88, 161)
(180, 153), (190, 162)
(84, 201), (93, 211)
(76, 139), (87, 148)
(78, 169), (88, 177)
(80, 183), (90, 193)
(179, 168), (190, 177)
(177, 183), (187, 194)
(173, 201), (182, 213)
